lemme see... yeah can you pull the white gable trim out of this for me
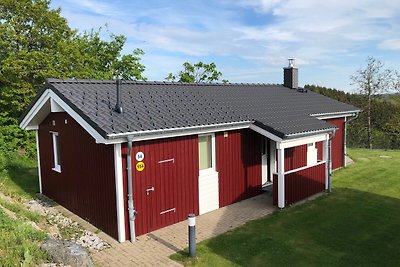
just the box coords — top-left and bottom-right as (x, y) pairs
(20, 89), (110, 144)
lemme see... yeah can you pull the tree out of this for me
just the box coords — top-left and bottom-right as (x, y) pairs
(166, 61), (228, 83)
(0, 0), (146, 118)
(350, 57), (396, 149)
(0, 0), (146, 155)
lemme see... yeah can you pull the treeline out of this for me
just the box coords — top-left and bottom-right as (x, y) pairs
(305, 84), (400, 149)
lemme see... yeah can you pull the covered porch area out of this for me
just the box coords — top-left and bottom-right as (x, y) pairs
(251, 125), (333, 208)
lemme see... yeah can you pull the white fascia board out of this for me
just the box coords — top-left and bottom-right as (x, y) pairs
(249, 125), (283, 143)
(109, 122), (253, 143)
(20, 89), (109, 144)
(48, 91), (108, 144)
(20, 89), (51, 129)
(35, 130), (42, 194)
(277, 133), (328, 149)
(312, 111), (360, 120)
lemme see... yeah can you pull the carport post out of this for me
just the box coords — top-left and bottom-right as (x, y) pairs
(188, 214), (196, 257)
(277, 147), (285, 208)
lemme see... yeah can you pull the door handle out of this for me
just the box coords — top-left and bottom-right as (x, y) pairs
(146, 186), (154, 195)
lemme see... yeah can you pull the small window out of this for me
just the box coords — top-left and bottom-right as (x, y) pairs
(52, 132), (61, 172)
(199, 135), (212, 170)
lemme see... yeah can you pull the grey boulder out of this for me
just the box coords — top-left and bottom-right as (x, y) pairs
(41, 239), (94, 267)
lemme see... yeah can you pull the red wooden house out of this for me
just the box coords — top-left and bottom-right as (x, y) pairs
(20, 64), (360, 242)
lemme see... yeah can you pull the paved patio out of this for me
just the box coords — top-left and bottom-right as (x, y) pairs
(91, 191), (275, 266)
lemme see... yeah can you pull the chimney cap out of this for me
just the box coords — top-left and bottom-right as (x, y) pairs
(287, 58), (295, 68)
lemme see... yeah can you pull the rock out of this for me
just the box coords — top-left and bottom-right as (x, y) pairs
(41, 239), (94, 267)
(26, 199), (47, 216)
(48, 225), (61, 239)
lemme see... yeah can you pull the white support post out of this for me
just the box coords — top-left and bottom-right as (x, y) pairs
(270, 141), (276, 179)
(114, 143), (126, 242)
(323, 138), (329, 190)
(35, 130), (42, 194)
(344, 117), (347, 167)
(277, 147), (285, 208)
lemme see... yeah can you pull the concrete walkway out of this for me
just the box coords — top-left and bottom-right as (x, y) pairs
(92, 192), (275, 266)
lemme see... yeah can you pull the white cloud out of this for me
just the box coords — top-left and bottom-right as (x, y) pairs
(379, 39), (400, 50)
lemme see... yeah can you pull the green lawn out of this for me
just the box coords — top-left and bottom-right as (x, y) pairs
(172, 149), (400, 266)
(0, 153), (47, 266)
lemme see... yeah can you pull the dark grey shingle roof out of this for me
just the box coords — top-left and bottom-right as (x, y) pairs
(45, 79), (360, 139)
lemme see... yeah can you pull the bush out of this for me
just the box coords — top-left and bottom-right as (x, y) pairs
(0, 115), (36, 159)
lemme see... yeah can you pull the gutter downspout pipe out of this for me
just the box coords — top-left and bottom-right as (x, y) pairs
(343, 113), (359, 167)
(327, 129), (336, 193)
(126, 135), (136, 242)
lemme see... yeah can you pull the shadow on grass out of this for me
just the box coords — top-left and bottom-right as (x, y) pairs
(4, 156), (39, 199)
(192, 188), (400, 267)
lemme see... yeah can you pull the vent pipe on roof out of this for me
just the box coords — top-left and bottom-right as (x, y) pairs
(283, 58), (298, 89)
(115, 79), (123, 113)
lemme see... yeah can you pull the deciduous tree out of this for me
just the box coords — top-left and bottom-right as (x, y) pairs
(166, 61), (228, 83)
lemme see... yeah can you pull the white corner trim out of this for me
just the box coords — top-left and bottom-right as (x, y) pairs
(249, 125), (283, 143)
(114, 144), (126, 242)
(277, 133), (327, 149)
(35, 130), (42, 194)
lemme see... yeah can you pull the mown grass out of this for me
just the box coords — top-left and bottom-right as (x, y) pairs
(172, 149), (400, 266)
(0, 152), (48, 266)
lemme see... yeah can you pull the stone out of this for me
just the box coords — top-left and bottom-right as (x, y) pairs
(47, 225), (61, 239)
(41, 239), (94, 267)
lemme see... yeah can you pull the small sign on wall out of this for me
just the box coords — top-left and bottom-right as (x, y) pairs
(135, 151), (144, 162)
(136, 162), (145, 172)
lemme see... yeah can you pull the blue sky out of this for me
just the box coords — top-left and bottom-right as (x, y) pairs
(51, 0), (400, 92)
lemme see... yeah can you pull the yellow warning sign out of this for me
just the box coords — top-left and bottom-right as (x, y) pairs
(136, 162), (145, 172)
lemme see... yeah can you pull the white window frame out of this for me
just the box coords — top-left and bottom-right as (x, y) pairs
(51, 131), (61, 173)
(198, 133), (216, 176)
(307, 142), (318, 166)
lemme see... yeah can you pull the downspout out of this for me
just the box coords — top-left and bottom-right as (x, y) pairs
(327, 129), (337, 193)
(343, 113), (359, 167)
(126, 135), (136, 242)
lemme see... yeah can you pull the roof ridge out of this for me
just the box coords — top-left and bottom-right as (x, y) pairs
(46, 78), (282, 87)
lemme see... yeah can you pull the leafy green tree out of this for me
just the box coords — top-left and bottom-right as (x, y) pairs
(0, 0), (146, 118)
(166, 61), (228, 83)
(0, 0), (146, 155)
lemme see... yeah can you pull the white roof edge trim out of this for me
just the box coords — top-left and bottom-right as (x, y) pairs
(20, 89), (109, 144)
(107, 121), (254, 139)
(249, 125), (283, 142)
(311, 110), (361, 120)
(107, 121), (254, 143)
(20, 89), (51, 129)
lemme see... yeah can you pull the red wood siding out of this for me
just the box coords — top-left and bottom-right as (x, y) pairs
(217, 129), (263, 207)
(326, 118), (345, 169)
(273, 163), (326, 206)
(38, 112), (117, 238)
(122, 135), (199, 237)
(284, 145), (307, 171)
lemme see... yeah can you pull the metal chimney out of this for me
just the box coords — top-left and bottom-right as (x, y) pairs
(283, 58), (298, 89)
(114, 79), (123, 113)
